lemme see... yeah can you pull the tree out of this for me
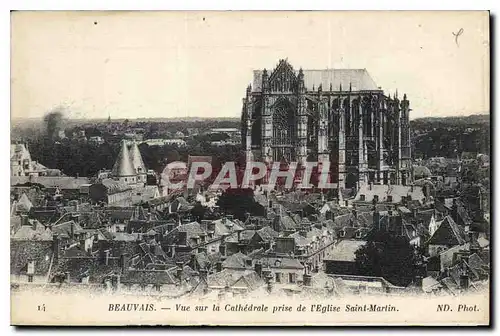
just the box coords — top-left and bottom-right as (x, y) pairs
(216, 188), (264, 220)
(354, 230), (419, 287)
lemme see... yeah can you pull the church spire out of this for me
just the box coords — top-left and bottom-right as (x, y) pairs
(111, 140), (135, 178)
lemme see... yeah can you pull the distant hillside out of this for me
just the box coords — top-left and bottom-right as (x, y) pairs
(411, 114), (490, 128)
(411, 114), (490, 159)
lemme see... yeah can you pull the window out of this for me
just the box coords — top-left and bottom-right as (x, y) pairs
(387, 195), (393, 202)
(27, 275), (33, 283)
(288, 273), (296, 284)
(360, 194), (366, 201)
(275, 272), (282, 283)
(373, 195), (379, 203)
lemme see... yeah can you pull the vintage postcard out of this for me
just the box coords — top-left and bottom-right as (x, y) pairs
(10, 11), (490, 326)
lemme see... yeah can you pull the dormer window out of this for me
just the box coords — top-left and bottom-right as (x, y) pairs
(339, 230), (345, 238)
(387, 195), (393, 202)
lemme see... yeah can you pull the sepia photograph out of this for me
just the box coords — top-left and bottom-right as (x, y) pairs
(9, 10), (490, 326)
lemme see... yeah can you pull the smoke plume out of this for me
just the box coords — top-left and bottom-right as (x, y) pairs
(43, 107), (65, 141)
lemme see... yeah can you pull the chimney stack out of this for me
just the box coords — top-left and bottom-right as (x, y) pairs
(21, 214), (29, 227)
(176, 261), (184, 279)
(104, 250), (110, 266)
(219, 242), (227, 257)
(79, 239), (87, 253)
(216, 261), (223, 273)
(254, 261), (262, 277)
(199, 268), (208, 281)
(119, 253), (128, 273)
(65, 271), (70, 284)
(303, 273), (312, 287)
(52, 234), (60, 263)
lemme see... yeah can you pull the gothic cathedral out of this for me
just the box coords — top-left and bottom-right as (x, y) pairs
(241, 59), (412, 189)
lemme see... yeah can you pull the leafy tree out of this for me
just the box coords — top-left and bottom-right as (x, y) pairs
(216, 188), (264, 220)
(354, 230), (419, 286)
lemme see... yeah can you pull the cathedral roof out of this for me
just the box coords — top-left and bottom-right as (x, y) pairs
(111, 140), (136, 177)
(252, 68), (379, 92)
(129, 141), (147, 174)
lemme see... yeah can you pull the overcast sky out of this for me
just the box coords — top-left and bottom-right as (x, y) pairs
(11, 11), (489, 120)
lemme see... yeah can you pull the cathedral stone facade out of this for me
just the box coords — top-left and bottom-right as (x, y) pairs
(241, 59), (412, 189)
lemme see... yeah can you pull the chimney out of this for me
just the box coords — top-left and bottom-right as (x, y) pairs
(221, 217), (226, 224)
(52, 234), (60, 263)
(415, 275), (423, 289)
(460, 271), (469, 290)
(216, 261), (223, 273)
(265, 272), (273, 293)
(31, 218), (38, 231)
(199, 268), (208, 281)
(200, 220), (211, 232)
(104, 250), (110, 266)
(79, 239), (86, 253)
(190, 253), (197, 271)
(70, 222), (75, 238)
(254, 261), (262, 277)
(303, 273), (312, 286)
(219, 243), (226, 257)
(369, 182), (373, 190)
(65, 271), (70, 284)
(299, 229), (308, 238)
(412, 207), (418, 218)
(20, 214), (29, 226)
(119, 254), (128, 273)
(176, 261), (183, 279)
(352, 204), (358, 218)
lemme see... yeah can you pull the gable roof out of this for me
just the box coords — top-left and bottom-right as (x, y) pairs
(427, 216), (466, 246)
(222, 252), (248, 269)
(11, 241), (54, 276)
(252, 66), (379, 92)
(325, 239), (367, 262)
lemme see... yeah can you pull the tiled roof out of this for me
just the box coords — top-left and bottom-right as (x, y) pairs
(51, 257), (121, 283)
(121, 270), (177, 285)
(427, 216), (466, 246)
(252, 67), (379, 92)
(259, 257), (304, 270)
(255, 226), (279, 241)
(11, 176), (90, 190)
(11, 241), (53, 276)
(422, 276), (442, 293)
(325, 240), (367, 262)
(16, 193), (33, 212)
(12, 222), (52, 241)
(354, 184), (426, 204)
(222, 252), (248, 269)
(164, 221), (206, 248)
(100, 178), (132, 194)
(51, 220), (84, 239)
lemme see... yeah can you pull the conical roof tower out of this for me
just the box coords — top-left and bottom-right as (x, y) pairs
(111, 140), (136, 177)
(129, 141), (147, 174)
